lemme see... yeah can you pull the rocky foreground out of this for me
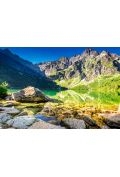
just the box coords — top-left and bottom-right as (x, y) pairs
(0, 104), (120, 129)
(0, 86), (119, 129)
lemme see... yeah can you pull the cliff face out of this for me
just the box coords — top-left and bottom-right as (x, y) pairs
(0, 49), (58, 89)
(38, 49), (120, 82)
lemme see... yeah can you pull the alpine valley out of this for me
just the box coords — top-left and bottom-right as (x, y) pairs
(0, 48), (120, 129)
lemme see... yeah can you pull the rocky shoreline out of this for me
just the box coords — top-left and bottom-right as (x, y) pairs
(0, 86), (119, 129)
(0, 102), (120, 129)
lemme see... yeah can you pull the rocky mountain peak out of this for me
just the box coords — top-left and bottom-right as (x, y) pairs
(82, 48), (99, 58)
(84, 48), (93, 55)
(100, 50), (110, 57)
(59, 57), (68, 62)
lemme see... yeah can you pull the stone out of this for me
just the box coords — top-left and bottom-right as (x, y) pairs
(0, 113), (12, 123)
(101, 125), (110, 129)
(0, 123), (3, 129)
(6, 119), (14, 126)
(35, 114), (60, 125)
(6, 116), (36, 129)
(29, 120), (65, 129)
(82, 115), (97, 126)
(40, 102), (56, 116)
(0, 107), (20, 115)
(5, 95), (12, 101)
(17, 111), (28, 116)
(48, 120), (61, 125)
(102, 113), (120, 128)
(61, 118), (86, 129)
(12, 86), (52, 103)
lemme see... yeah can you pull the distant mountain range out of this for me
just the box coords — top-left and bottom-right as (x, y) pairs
(0, 48), (120, 90)
(0, 48), (58, 89)
(38, 48), (120, 87)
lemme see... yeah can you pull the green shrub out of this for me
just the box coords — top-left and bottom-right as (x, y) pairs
(0, 81), (8, 99)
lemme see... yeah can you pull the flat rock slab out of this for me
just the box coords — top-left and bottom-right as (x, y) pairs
(61, 118), (86, 129)
(0, 107), (20, 115)
(102, 113), (120, 128)
(0, 113), (12, 123)
(6, 116), (36, 129)
(29, 120), (65, 129)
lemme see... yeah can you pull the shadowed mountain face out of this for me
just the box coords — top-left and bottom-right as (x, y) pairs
(0, 49), (59, 89)
(38, 48), (120, 82)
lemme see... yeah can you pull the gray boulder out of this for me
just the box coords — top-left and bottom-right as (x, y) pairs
(0, 107), (20, 115)
(0, 113), (12, 123)
(11, 86), (52, 103)
(6, 115), (36, 129)
(102, 113), (120, 128)
(29, 120), (65, 129)
(61, 118), (86, 129)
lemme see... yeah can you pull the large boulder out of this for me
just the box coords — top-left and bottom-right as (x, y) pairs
(0, 107), (20, 115)
(6, 115), (36, 129)
(102, 113), (120, 128)
(61, 118), (86, 129)
(0, 113), (12, 123)
(29, 120), (65, 129)
(11, 86), (52, 103)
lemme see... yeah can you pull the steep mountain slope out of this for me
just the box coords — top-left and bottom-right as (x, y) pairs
(38, 48), (120, 88)
(0, 48), (58, 89)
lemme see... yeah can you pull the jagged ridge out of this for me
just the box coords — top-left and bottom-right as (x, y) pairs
(38, 48), (120, 87)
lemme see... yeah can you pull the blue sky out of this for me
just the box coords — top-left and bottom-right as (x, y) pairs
(1, 47), (120, 63)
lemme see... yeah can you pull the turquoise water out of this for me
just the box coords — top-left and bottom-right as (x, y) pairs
(43, 90), (59, 97)
(8, 89), (20, 94)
